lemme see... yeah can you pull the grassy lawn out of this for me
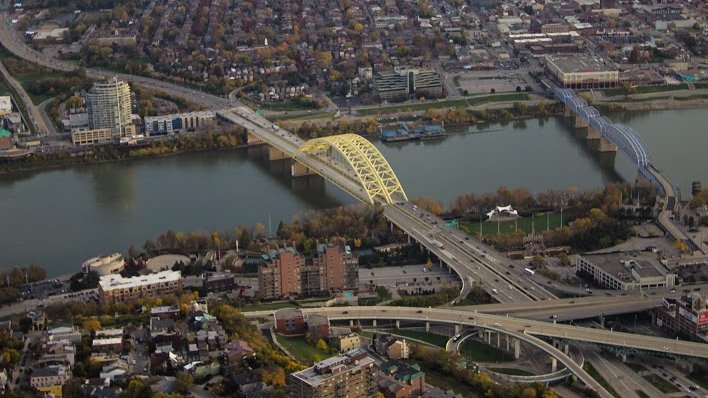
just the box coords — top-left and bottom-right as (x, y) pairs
(355, 93), (528, 116)
(459, 339), (514, 363)
(239, 302), (297, 312)
(604, 84), (689, 96)
(488, 367), (534, 376)
(267, 111), (338, 122)
(275, 335), (330, 365)
(625, 362), (649, 373)
(459, 212), (564, 237)
(635, 390), (650, 398)
(383, 329), (449, 348)
(642, 373), (680, 393)
(0, 80), (9, 95)
(259, 101), (318, 112)
(584, 362), (621, 398)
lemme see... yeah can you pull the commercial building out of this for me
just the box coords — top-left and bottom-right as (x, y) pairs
(86, 78), (135, 137)
(98, 270), (183, 304)
(258, 248), (303, 299)
(301, 244), (359, 296)
(81, 253), (124, 276)
(655, 292), (708, 341)
(544, 54), (618, 89)
(289, 349), (376, 398)
(374, 68), (443, 102)
(144, 111), (216, 136)
(71, 128), (114, 146)
(575, 253), (676, 291)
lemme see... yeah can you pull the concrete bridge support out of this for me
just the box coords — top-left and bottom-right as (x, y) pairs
(551, 356), (558, 372)
(396, 320), (400, 329)
(496, 332), (501, 348)
(598, 137), (618, 152)
(586, 127), (602, 140)
(247, 132), (264, 145)
(426, 322), (430, 332)
(291, 160), (316, 177)
(564, 105), (573, 117)
(514, 339), (521, 359)
(455, 325), (462, 335)
(268, 147), (290, 160)
(372, 319), (377, 327)
(574, 116), (589, 128)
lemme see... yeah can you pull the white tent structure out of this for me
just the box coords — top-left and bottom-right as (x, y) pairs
(486, 205), (519, 220)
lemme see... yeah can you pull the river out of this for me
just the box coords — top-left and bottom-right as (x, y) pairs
(0, 108), (705, 276)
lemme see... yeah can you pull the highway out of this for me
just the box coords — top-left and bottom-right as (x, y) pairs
(245, 306), (708, 398)
(0, 59), (54, 135)
(244, 306), (708, 359)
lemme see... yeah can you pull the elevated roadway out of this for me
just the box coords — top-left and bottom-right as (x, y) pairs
(245, 306), (708, 359)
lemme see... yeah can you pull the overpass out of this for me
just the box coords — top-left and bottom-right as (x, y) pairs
(246, 306), (708, 398)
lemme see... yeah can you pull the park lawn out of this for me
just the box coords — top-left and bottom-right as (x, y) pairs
(355, 93), (528, 116)
(459, 212), (564, 237)
(642, 373), (680, 393)
(459, 339), (514, 363)
(384, 330), (449, 348)
(488, 367), (535, 376)
(275, 335), (330, 365)
(604, 84), (689, 97)
(584, 362), (621, 398)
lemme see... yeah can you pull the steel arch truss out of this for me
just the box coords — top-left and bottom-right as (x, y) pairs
(299, 134), (408, 204)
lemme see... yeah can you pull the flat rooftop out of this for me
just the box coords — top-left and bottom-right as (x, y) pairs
(98, 270), (181, 292)
(290, 351), (375, 386)
(582, 252), (664, 280)
(546, 54), (617, 73)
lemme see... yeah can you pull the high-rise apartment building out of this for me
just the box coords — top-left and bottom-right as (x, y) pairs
(86, 77), (135, 137)
(258, 248), (303, 299)
(289, 350), (376, 398)
(300, 244), (358, 297)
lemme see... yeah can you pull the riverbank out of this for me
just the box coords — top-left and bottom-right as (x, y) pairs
(0, 129), (248, 176)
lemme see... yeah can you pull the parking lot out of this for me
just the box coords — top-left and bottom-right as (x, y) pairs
(451, 70), (528, 95)
(20, 279), (71, 300)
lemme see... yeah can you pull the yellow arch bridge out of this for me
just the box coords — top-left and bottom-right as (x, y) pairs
(298, 133), (408, 205)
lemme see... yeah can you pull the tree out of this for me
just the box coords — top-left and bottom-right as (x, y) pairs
(82, 319), (101, 333)
(529, 255), (546, 269)
(316, 338), (328, 351)
(26, 264), (46, 283)
(622, 82), (635, 100)
(175, 371), (193, 393)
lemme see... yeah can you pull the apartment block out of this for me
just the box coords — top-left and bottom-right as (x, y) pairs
(258, 248), (303, 299)
(98, 270), (183, 304)
(86, 78), (135, 137)
(289, 349), (376, 398)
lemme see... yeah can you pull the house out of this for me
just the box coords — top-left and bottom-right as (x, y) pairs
(379, 362), (425, 395)
(374, 334), (410, 359)
(332, 333), (360, 353)
(224, 340), (255, 364)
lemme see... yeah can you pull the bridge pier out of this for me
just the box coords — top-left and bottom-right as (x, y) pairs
(564, 343), (569, 355)
(247, 131), (265, 145)
(564, 105), (573, 117)
(497, 332), (501, 348)
(574, 116), (589, 128)
(551, 356), (558, 372)
(396, 320), (400, 329)
(514, 339), (521, 359)
(454, 325), (462, 335)
(349, 320), (354, 327)
(268, 147), (290, 161)
(291, 160), (316, 177)
(598, 137), (618, 152)
(425, 322), (430, 332)
(372, 319), (377, 327)
(586, 127), (602, 140)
